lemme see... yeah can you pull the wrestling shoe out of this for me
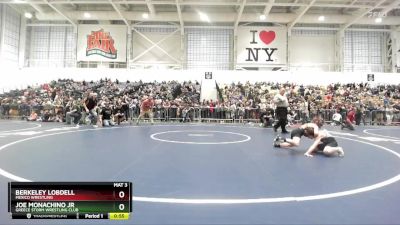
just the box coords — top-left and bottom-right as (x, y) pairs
(273, 140), (283, 148)
(274, 135), (282, 142)
(337, 147), (344, 157)
(273, 136), (284, 148)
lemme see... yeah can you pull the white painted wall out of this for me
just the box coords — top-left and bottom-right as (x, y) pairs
(132, 30), (181, 64)
(0, 5), (21, 68)
(344, 31), (386, 72)
(1, 68), (399, 93)
(26, 26), (76, 67)
(289, 34), (335, 71)
(396, 31), (400, 69)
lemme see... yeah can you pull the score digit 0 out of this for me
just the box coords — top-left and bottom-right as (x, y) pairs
(119, 191), (125, 199)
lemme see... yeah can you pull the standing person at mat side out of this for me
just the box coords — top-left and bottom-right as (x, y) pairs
(136, 96), (154, 125)
(273, 88), (289, 133)
(273, 122), (320, 148)
(304, 129), (344, 158)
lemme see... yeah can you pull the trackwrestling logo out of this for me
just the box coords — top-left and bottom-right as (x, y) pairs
(86, 29), (117, 59)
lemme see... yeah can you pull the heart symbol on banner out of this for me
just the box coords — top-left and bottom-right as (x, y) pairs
(259, 30), (276, 45)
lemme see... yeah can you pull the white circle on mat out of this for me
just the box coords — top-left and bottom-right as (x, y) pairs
(150, 130), (251, 144)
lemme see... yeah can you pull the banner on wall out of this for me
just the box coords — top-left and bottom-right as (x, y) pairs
(77, 25), (127, 62)
(236, 27), (287, 66)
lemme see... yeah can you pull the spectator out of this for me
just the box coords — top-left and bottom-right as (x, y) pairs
(65, 100), (82, 127)
(83, 92), (99, 128)
(342, 107), (355, 130)
(100, 102), (115, 127)
(331, 109), (342, 126)
(113, 100), (125, 125)
(27, 111), (38, 122)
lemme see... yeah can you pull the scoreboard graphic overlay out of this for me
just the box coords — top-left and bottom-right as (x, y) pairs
(8, 182), (132, 220)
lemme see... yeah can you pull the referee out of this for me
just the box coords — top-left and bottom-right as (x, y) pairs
(273, 88), (289, 133)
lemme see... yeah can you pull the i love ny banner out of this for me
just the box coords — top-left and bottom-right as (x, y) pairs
(236, 27), (287, 66)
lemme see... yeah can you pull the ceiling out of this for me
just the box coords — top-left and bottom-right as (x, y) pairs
(4, 0), (400, 29)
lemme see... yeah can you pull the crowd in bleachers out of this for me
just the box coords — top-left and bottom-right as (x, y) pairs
(0, 79), (399, 126)
(217, 82), (400, 125)
(0, 79), (201, 125)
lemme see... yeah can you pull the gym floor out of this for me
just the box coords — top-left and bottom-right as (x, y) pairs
(0, 120), (399, 225)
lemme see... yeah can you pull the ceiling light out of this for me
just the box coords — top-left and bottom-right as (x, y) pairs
(375, 17), (382, 23)
(24, 12), (32, 19)
(84, 12), (91, 18)
(142, 13), (149, 19)
(259, 15), (266, 21)
(318, 15), (325, 21)
(198, 12), (210, 23)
